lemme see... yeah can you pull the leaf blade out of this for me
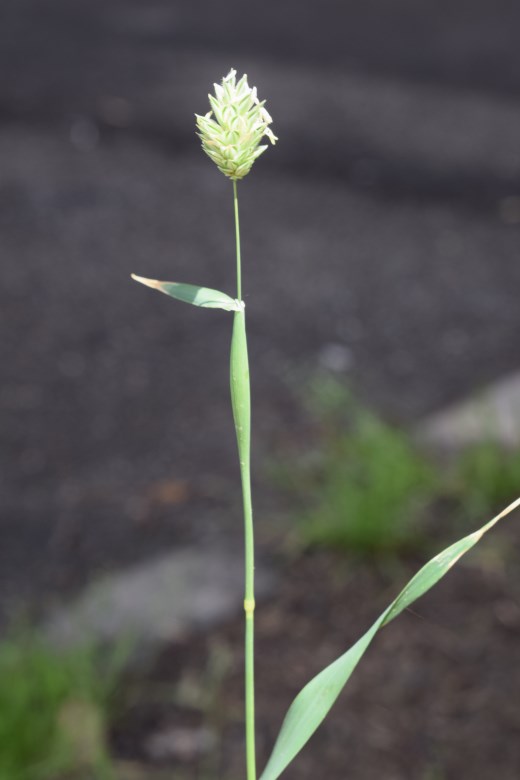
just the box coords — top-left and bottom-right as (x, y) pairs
(131, 275), (239, 311)
(260, 497), (520, 780)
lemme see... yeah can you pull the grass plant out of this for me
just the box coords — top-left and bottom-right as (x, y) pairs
(131, 69), (520, 780)
(273, 375), (520, 558)
(0, 633), (119, 780)
(454, 440), (520, 518)
(302, 412), (434, 554)
(283, 399), (436, 555)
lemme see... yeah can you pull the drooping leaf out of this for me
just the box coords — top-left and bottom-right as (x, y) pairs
(260, 497), (520, 780)
(131, 275), (240, 311)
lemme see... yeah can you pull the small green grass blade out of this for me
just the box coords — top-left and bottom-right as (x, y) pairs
(131, 274), (240, 311)
(260, 497), (520, 780)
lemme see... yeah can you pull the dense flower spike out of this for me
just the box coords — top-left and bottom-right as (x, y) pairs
(195, 69), (277, 180)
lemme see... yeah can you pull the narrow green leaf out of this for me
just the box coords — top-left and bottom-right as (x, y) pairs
(260, 497), (520, 780)
(131, 274), (240, 311)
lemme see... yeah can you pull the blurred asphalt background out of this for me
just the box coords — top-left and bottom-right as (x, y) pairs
(1, 0), (520, 616)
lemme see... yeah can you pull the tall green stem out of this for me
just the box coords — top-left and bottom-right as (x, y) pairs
(234, 179), (242, 300)
(230, 179), (256, 780)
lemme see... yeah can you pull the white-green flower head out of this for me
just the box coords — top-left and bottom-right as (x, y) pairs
(195, 69), (277, 180)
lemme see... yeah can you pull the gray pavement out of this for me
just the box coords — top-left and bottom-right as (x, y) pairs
(44, 547), (275, 652)
(1, 0), (519, 619)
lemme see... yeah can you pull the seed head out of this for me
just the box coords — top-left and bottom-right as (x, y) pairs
(195, 69), (277, 180)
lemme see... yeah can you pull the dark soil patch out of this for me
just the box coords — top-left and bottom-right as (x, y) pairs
(112, 520), (520, 780)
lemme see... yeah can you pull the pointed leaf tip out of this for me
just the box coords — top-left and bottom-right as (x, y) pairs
(131, 274), (161, 290)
